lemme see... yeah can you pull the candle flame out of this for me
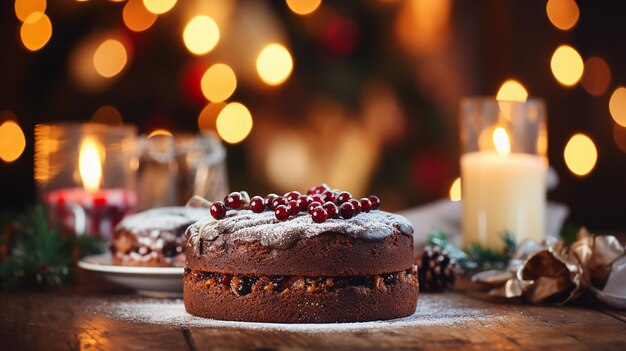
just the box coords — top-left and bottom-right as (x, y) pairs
(449, 177), (461, 202)
(79, 137), (104, 192)
(493, 127), (511, 154)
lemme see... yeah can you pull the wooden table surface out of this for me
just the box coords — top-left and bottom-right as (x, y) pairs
(1, 272), (625, 351)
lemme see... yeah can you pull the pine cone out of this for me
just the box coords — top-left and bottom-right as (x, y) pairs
(417, 246), (457, 292)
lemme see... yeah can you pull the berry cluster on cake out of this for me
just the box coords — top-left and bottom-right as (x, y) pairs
(110, 207), (211, 267)
(184, 184), (418, 323)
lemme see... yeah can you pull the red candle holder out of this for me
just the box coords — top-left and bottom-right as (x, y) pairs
(35, 123), (138, 239)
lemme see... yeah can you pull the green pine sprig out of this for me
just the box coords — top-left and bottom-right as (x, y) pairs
(0, 206), (106, 289)
(427, 230), (517, 275)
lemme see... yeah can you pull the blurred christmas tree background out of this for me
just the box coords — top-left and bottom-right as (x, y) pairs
(1, 0), (626, 231)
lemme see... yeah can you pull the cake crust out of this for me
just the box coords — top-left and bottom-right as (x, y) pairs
(186, 231), (413, 276)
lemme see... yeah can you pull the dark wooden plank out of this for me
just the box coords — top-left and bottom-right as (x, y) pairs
(0, 292), (189, 351)
(1, 286), (625, 351)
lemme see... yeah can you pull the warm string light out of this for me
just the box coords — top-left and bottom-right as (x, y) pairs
(550, 45), (584, 87)
(256, 43), (294, 86)
(91, 105), (123, 125)
(546, 0), (579, 31)
(200, 64), (236, 102)
(93, 39), (128, 78)
(582, 57), (611, 96)
(609, 87), (626, 127)
(123, 0), (157, 32)
(0, 119), (26, 163)
(14, 0), (46, 22)
(20, 12), (52, 52)
(216, 102), (253, 144)
(143, 0), (176, 15)
(496, 80), (528, 102)
(564, 133), (597, 177)
(183, 15), (220, 55)
(198, 102), (226, 131)
(286, 0), (322, 16)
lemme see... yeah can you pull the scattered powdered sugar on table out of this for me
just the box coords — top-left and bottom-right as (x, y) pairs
(88, 295), (495, 332)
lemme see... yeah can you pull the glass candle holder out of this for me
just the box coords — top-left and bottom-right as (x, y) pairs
(135, 132), (228, 210)
(35, 123), (138, 239)
(459, 97), (547, 250)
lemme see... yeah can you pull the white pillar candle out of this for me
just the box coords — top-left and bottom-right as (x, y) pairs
(461, 150), (546, 250)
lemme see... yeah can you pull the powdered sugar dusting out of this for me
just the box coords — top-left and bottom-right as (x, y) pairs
(187, 210), (413, 250)
(89, 294), (495, 332)
(117, 207), (212, 234)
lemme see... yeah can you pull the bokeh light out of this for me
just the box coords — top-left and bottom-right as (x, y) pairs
(14, 0), (46, 22)
(550, 45), (584, 87)
(91, 105), (123, 125)
(449, 177), (461, 202)
(20, 12), (52, 52)
(256, 43), (294, 86)
(143, 0), (176, 15)
(200, 64), (237, 103)
(216, 102), (253, 144)
(198, 102), (226, 131)
(564, 133), (597, 177)
(546, 0), (579, 31)
(613, 124), (626, 154)
(183, 16), (220, 55)
(581, 56), (611, 96)
(123, 0), (157, 32)
(93, 39), (128, 78)
(496, 79), (528, 102)
(148, 129), (173, 137)
(609, 87), (626, 127)
(286, 0), (322, 16)
(0, 120), (26, 163)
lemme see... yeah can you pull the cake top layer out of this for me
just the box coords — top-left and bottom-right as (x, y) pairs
(187, 209), (413, 250)
(117, 207), (212, 234)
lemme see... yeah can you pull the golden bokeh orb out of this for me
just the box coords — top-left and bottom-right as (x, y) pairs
(286, 0), (322, 16)
(256, 43), (294, 86)
(200, 64), (237, 103)
(546, 0), (579, 31)
(14, 0), (46, 22)
(216, 102), (253, 144)
(183, 15), (220, 55)
(550, 45), (584, 87)
(20, 12), (52, 52)
(609, 87), (626, 127)
(496, 79), (528, 102)
(0, 120), (27, 163)
(564, 133), (597, 177)
(123, 0), (158, 32)
(143, 0), (177, 15)
(93, 39), (128, 78)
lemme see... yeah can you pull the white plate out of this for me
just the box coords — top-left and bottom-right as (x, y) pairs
(78, 254), (184, 298)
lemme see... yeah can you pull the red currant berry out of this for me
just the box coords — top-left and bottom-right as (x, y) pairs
(296, 195), (311, 211)
(339, 202), (355, 219)
(287, 200), (300, 215)
(272, 197), (287, 208)
(321, 190), (336, 203)
(311, 207), (329, 223)
(310, 194), (324, 204)
(308, 201), (322, 214)
(225, 192), (245, 209)
(369, 195), (381, 210)
(323, 202), (339, 218)
(249, 196), (265, 213)
(336, 191), (352, 204)
(265, 194), (279, 209)
(359, 198), (372, 212)
(350, 199), (362, 215)
(285, 191), (301, 201)
(210, 201), (227, 219)
(274, 205), (289, 221)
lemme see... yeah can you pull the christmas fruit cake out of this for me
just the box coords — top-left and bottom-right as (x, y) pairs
(111, 207), (211, 267)
(184, 185), (418, 323)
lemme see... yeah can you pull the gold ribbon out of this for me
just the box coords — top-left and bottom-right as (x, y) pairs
(475, 229), (626, 307)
